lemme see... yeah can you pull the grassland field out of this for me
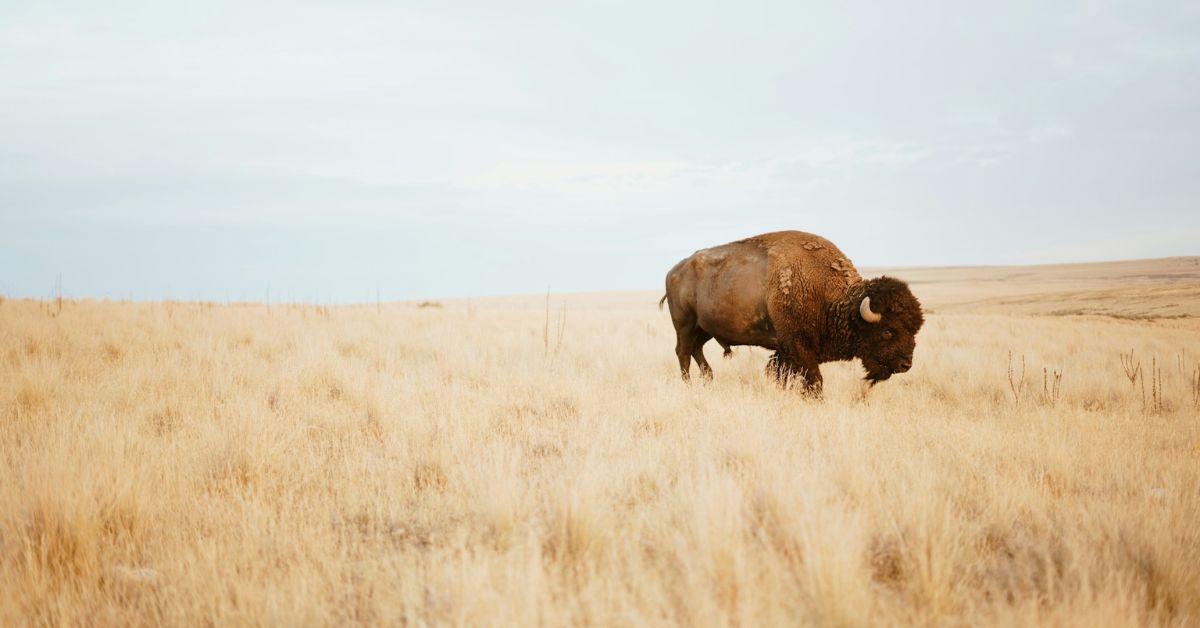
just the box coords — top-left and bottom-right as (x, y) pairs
(2, 257), (1199, 626)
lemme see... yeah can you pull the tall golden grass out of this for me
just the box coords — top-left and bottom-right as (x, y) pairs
(2, 298), (1198, 626)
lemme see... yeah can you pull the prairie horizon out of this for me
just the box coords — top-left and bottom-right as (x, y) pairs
(396, 255), (1200, 319)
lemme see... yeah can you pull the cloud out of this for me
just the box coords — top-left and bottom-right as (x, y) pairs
(1, 0), (1197, 299)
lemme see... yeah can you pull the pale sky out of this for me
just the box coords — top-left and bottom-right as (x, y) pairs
(2, 1), (1198, 301)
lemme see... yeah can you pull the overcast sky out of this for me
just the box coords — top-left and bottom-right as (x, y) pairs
(2, 1), (1198, 301)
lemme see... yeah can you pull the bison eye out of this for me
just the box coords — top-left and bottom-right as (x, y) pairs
(881, 329), (894, 340)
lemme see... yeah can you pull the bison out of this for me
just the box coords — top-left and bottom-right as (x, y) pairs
(660, 230), (924, 393)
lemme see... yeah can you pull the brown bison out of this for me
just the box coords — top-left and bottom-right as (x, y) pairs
(660, 230), (923, 393)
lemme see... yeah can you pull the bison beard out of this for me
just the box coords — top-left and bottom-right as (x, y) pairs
(661, 231), (923, 394)
(859, 357), (893, 384)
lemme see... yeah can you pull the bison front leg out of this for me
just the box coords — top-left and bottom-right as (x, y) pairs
(796, 359), (823, 396)
(770, 346), (823, 396)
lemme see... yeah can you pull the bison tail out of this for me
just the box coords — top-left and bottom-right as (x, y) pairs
(658, 293), (668, 310)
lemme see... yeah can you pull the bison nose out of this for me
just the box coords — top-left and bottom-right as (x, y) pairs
(896, 359), (912, 373)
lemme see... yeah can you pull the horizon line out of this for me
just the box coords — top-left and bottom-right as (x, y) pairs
(4, 254), (1196, 306)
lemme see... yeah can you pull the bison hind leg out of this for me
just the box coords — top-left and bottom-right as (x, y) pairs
(691, 331), (714, 381)
(675, 336), (693, 382)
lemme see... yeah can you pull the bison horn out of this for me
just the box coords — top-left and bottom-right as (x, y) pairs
(859, 296), (882, 323)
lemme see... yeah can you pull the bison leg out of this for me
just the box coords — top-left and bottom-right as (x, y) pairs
(691, 331), (714, 381)
(666, 297), (698, 383)
(771, 346), (823, 396)
(767, 351), (799, 386)
(796, 362), (823, 396)
(675, 336), (693, 382)
(766, 351), (786, 381)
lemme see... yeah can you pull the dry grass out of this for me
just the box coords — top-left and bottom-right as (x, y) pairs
(1, 287), (1199, 625)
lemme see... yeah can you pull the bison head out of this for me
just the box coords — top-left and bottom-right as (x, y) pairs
(851, 276), (924, 384)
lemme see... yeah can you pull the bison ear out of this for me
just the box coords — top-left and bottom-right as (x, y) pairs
(859, 296), (882, 323)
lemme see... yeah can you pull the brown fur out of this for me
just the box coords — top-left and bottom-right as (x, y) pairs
(662, 231), (924, 393)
